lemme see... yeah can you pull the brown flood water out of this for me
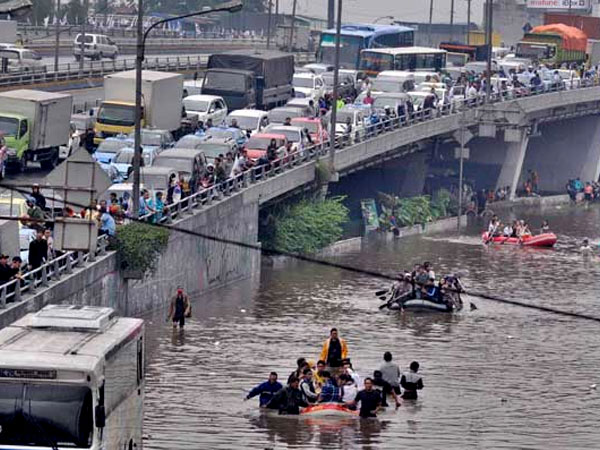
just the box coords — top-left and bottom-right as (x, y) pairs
(143, 203), (600, 449)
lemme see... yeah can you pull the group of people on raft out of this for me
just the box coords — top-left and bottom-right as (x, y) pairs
(386, 262), (464, 309)
(245, 328), (423, 418)
(487, 215), (550, 240)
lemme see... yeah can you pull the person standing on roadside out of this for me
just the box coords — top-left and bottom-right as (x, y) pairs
(167, 287), (191, 330)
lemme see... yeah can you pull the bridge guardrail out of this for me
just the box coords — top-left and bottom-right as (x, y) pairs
(0, 234), (109, 308)
(1, 77), (597, 308)
(0, 53), (315, 89)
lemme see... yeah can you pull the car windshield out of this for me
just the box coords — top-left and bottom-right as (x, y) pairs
(336, 111), (355, 123)
(206, 128), (235, 140)
(246, 137), (275, 150)
(75, 34), (94, 43)
(204, 71), (246, 91)
(175, 136), (203, 149)
(292, 120), (318, 134)
(183, 99), (209, 112)
(293, 76), (315, 88)
(97, 139), (128, 154)
(114, 150), (134, 164)
(269, 129), (300, 143)
(198, 144), (229, 159)
(140, 132), (163, 147)
(227, 115), (259, 130)
(0, 383), (93, 448)
(269, 110), (300, 123)
(97, 104), (135, 126)
(0, 117), (19, 137)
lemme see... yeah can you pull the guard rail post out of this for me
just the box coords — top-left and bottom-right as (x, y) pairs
(53, 259), (62, 281)
(41, 266), (49, 287)
(14, 282), (21, 303)
(28, 273), (36, 293)
(0, 285), (5, 309)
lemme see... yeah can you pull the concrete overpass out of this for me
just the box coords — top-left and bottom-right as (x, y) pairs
(2, 83), (600, 327)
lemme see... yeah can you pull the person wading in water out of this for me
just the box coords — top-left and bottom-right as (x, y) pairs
(319, 328), (348, 375)
(168, 287), (191, 330)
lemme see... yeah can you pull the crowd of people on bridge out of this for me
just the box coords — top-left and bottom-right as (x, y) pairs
(245, 328), (423, 418)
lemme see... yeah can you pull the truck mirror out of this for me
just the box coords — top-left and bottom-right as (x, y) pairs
(95, 405), (106, 428)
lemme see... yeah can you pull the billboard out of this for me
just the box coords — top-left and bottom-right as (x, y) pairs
(527, 0), (589, 9)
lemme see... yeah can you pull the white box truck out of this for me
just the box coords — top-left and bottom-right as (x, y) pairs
(0, 305), (145, 450)
(0, 89), (72, 170)
(94, 70), (186, 144)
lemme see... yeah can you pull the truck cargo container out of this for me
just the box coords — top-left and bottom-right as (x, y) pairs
(203, 50), (294, 110)
(0, 89), (72, 170)
(94, 70), (184, 144)
(516, 24), (588, 66)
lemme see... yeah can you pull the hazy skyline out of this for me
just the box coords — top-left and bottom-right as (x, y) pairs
(276, 0), (486, 26)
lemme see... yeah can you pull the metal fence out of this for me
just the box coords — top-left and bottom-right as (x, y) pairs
(0, 235), (109, 308)
(0, 77), (597, 309)
(0, 53), (315, 88)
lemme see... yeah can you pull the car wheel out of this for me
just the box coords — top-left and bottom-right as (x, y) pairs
(17, 156), (27, 173)
(0, 163), (5, 180)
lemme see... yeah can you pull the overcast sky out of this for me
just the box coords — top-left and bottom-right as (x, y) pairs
(276, 0), (486, 26)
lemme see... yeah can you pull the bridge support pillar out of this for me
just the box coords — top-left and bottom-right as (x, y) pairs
(579, 117), (600, 183)
(496, 129), (529, 201)
(399, 152), (429, 197)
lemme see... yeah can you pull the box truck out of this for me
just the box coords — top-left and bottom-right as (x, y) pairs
(0, 89), (72, 171)
(516, 24), (588, 66)
(202, 50), (295, 110)
(94, 70), (186, 144)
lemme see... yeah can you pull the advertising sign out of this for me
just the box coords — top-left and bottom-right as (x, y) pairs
(527, 0), (589, 10)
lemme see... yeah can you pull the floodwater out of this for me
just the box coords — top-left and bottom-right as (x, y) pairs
(143, 203), (600, 449)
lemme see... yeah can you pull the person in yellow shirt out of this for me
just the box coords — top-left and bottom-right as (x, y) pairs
(319, 328), (348, 373)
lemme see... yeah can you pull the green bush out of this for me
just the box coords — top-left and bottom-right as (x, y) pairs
(111, 223), (170, 275)
(265, 196), (349, 254)
(378, 189), (453, 229)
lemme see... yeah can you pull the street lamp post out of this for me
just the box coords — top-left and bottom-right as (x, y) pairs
(266, 0), (273, 49)
(485, 0), (493, 102)
(54, 0), (61, 73)
(131, 1), (243, 218)
(428, 0), (434, 47)
(328, 0), (342, 176)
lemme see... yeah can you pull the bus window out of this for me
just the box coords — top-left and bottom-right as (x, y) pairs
(318, 33), (365, 69)
(359, 51), (394, 74)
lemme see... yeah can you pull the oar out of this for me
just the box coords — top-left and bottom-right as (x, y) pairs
(379, 286), (398, 309)
(375, 289), (389, 297)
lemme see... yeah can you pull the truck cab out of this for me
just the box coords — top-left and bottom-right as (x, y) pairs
(201, 69), (257, 111)
(0, 112), (28, 170)
(94, 101), (140, 145)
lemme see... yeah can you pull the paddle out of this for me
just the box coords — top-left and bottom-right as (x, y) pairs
(375, 289), (389, 297)
(379, 285), (398, 309)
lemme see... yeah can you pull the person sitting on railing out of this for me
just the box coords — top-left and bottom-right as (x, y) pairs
(224, 152), (235, 176)
(215, 157), (227, 184)
(21, 198), (45, 232)
(6, 257), (23, 295)
(201, 165), (216, 188)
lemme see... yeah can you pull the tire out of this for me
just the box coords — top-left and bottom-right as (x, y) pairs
(40, 150), (59, 170)
(0, 163), (5, 180)
(17, 156), (27, 173)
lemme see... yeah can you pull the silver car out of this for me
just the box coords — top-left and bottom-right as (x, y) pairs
(73, 33), (118, 61)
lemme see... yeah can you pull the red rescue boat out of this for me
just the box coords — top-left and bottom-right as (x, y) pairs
(300, 403), (359, 417)
(481, 232), (557, 248)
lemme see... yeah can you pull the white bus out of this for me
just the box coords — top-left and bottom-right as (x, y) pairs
(359, 46), (447, 77)
(0, 305), (144, 450)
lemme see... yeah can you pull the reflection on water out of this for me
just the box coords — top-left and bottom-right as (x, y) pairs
(144, 204), (600, 449)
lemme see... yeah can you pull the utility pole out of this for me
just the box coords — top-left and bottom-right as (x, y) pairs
(266, 0), (272, 49)
(289, 0), (297, 52)
(132, 0), (144, 219)
(54, 0), (60, 72)
(485, 0), (493, 102)
(457, 117), (465, 232)
(328, 0), (342, 175)
(466, 0), (471, 45)
(79, 0), (88, 70)
(327, 0), (335, 29)
(428, 0), (434, 47)
(450, 0), (454, 41)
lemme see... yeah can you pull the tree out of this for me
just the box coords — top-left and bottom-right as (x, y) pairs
(31, 0), (53, 25)
(65, 0), (85, 24)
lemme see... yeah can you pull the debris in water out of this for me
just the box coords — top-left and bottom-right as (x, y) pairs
(507, 335), (513, 339)
(214, 341), (220, 346)
(240, 309), (246, 313)
(590, 384), (597, 390)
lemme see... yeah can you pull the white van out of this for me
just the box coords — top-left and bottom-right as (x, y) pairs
(0, 305), (144, 450)
(372, 71), (416, 93)
(73, 33), (118, 60)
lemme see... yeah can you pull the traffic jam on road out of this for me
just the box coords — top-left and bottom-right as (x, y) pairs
(0, 22), (596, 268)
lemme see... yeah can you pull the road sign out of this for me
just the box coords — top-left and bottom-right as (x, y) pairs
(453, 128), (473, 146)
(454, 147), (470, 159)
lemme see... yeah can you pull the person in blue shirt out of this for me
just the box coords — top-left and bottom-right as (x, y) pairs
(99, 207), (116, 237)
(245, 372), (283, 407)
(318, 371), (342, 403)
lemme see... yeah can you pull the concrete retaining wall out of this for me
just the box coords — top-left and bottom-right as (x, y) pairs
(489, 194), (570, 211)
(381, 215), (468, 240)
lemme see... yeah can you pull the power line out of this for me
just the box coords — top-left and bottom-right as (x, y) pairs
(4, 182), (600, 323)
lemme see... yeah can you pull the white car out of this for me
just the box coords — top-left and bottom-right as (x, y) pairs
(1, 47), (44, 73)
(225, 109), (269, 136)
(335, 107), (368, 143)
(293, 73), (325, 101)
(264, 125), (309, 154)
(73, 33), (118, 60)
(182, 95), (228, 127)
